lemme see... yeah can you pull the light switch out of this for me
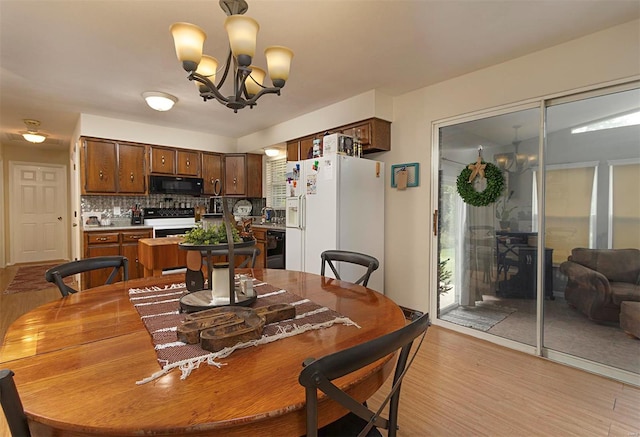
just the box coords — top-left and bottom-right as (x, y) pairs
(113, 206), (121, 215)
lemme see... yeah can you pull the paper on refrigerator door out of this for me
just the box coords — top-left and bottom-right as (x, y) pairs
(306, 174), (317, 195)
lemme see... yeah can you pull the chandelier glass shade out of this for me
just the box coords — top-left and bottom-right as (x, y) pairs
(493, 125), (537, 173)
(170, 0), (293, 113)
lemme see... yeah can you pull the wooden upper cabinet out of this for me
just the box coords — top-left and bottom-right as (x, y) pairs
(341, 122), (371, 146)
(118, 143), (146, 193)
(150, 146), (176, 174)
(245, 153), (263, 198)
(286, 135), (320, 161)
(202, 152), (223, 195)
(286, 140), (299, 162)
(224, 154), (262, 197)
(177, 150), (200, 176)
(285, 118), (390, 161)
(341, 118), (390, 153)
(224, 155), (246, 196)
(83, 139), (117, 193)
(82, 138), (146, 195)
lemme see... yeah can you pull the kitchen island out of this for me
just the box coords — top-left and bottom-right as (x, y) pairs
(138, 237), (261, 277)
(138, 236), (186, 277)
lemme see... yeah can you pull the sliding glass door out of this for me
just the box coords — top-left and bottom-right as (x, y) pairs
(543, 87), (640, 375)
(436, 84), (640, 383)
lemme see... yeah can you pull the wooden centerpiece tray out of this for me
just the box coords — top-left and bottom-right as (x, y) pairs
(177, 304), (296, 352)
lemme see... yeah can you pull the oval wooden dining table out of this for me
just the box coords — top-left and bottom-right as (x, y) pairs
(0, 269), (405, 436)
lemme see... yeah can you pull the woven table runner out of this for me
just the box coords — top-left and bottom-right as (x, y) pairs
(129, 279), (359, 384)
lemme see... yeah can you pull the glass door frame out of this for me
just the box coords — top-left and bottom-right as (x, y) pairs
(430, 80), (640, 386)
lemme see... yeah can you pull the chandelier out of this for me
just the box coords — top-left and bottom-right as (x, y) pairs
(170, 0), (294, 113)
(494, 125), (537, 174)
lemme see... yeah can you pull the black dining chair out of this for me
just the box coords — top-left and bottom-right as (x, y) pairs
(0, 369), (31, 437)
(320, 250), (379, 287)
(44, 256), (129, 297)
(299, 311), (430, 437)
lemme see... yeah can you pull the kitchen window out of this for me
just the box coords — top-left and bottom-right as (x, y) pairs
(266, 156), (287, 209)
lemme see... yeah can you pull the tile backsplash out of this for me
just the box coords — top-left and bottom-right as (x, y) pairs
(81, 195), (266, 219)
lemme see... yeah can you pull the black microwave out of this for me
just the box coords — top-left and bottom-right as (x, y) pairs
(149, 175), (204, 196)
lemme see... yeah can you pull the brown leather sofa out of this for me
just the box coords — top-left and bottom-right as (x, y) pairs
(559, 248), (640, 323)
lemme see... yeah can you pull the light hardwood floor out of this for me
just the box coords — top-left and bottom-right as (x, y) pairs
(1, 265), (639, 436)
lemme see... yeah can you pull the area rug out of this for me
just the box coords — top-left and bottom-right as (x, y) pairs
(440, 303), (517, 331)
(3, 263), (71, 294)
(129, 280), (359, 384)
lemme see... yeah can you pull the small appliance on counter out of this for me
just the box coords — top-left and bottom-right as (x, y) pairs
(208, 197), (223, 216)
(131, 204), (142, 225)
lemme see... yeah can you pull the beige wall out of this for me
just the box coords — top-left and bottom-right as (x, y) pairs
(2, 143), (69, 264)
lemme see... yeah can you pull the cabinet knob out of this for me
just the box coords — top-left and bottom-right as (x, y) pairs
(130, 172), (134, 181)
(99, 170), (103, 179)
(161, 156), (165, 165)
(97, 237), (107, 241)
(233, 178), (237, 185)
(186, 159), (190, 167)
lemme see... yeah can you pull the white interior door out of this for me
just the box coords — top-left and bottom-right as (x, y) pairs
(9, 161), (68, 264)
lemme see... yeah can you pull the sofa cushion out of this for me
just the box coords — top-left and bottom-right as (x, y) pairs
(620, 301), (640, 338)
(569, 248), (640, 283)
(611, 282), (640, 305)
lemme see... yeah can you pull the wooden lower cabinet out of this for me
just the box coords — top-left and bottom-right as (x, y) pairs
(83, 229), (152, 289)
(121, 230), (153, 279)
(252, 228), (267, 268)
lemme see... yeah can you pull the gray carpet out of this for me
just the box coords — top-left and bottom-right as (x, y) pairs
(486, 295), (640, 374)
(441, 303), (517, 331)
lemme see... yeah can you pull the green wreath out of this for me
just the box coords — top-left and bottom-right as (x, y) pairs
(456, 161), (505, 207)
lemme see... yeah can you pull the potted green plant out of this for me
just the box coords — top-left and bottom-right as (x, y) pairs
(496, 191), (517, 230)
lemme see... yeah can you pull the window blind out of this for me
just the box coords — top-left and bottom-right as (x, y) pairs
(266, 157), (287, 209)
(611, 162), (640, 249)
(544, 166), (596, 263)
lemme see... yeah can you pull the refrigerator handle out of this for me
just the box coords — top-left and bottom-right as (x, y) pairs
(299, 195), (305, 230)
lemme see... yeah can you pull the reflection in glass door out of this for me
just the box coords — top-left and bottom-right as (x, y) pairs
(438, 108), (540, 346)
(544, 87), (640, 375)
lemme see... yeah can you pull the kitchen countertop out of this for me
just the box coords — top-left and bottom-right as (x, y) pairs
(82, 225), (153, 232)
(251, 224), (286, 231)
(82, 223), (285, 232)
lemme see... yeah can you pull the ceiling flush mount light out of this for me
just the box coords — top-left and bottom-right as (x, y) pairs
(22, 119), (47, 143)
(143, 91), (178, 111)
(170, 0), (294, 113)
(264, 148), (279, 157)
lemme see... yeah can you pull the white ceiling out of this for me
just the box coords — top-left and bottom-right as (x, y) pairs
(1, 0), (639, 151)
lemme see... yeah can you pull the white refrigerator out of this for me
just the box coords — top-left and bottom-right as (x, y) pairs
(285, 154), (385, 292)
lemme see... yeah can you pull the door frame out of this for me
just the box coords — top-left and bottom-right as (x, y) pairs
(8, 160), (69, 265)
